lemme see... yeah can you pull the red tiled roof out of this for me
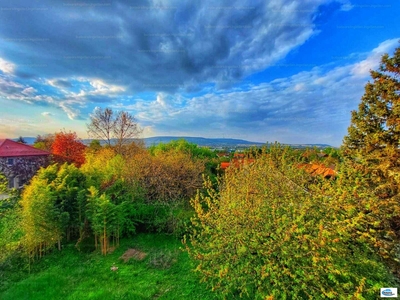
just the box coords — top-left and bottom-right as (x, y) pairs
(297, 163), (336, 178)
(220, 162), (230, 169)
(0, 139), (50, 157)
(220, 158), (255, 170)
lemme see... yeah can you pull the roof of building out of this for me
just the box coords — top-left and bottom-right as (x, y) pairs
(220, 158), (255, 170)
(0, 139), (50, 157)
(297, 163), (336, 178)
(220, 162), (231, 169)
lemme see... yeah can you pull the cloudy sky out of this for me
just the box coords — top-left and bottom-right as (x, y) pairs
(0, 0), (399, 146)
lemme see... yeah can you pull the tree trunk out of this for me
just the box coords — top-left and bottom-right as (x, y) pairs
(103, 220), (107, 255)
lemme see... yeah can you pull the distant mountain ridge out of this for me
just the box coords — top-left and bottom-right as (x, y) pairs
(143, 136), (265, 147)
(14, 136), (333, 149)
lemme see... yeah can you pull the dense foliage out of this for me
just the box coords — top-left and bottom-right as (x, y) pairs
(33, 134), (55, 152)
(0, 172), (7, 193)
(1, 139), (211, 264)
(343, 45), (400, 272)
(20, 164), (87, 258)
(52, 132), (86, 167)
(185, 146), (396, 299)
(149, 139), (217, 160)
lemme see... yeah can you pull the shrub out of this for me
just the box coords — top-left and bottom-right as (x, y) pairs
(185, 148), (395, 299)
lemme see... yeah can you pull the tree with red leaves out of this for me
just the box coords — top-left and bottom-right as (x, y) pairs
(52, 132), (86, 167)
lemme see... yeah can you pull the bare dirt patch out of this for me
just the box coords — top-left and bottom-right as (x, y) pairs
(107, 246), (116, 254)
(119, 248), (147, 262)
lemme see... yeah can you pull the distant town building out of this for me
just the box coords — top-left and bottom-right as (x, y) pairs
(220, 152), (255, 170)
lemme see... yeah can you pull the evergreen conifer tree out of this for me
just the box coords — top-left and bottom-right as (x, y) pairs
(343, 44), (400, 239)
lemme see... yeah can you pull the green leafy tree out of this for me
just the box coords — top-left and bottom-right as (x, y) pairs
(88, 139), (102, 153)
(52, 164), (87, 241)
(82, 149), (137, 250)
(149, 139), (216, 160)
(81, 147), (125, 189)
(20, 177), (63, 259)
(20, 164), (87, 258)
(0, 206), (22, 264)
(0, 174), (22, 265)
(86, 187), (117, 255)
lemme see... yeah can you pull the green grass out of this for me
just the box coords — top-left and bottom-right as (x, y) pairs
(0, 234), (218, 300)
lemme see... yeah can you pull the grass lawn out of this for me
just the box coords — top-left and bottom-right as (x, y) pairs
(0, 234), (218, 300)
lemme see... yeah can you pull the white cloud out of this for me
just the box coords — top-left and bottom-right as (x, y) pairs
(0, 58), (15, 74)
(1, 33), (398, 146)
(129, 38), (399, 146)
(21, 87), (37, 96)
(0, 0), (338, 91)
(335, 0), (353, 11)
(59, 102), (81, 120)
(351, 38), (399, 77)
(88, 79), (125, 94)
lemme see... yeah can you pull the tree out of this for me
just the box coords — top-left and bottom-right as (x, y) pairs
(21, 175), (63, 259)
(86, 187), (118, 255)
(89, 139), (102, 152)
(149, 139), (218, 185)
(20, 164), (87, 258)
(87, 107), (142, 153)
(132, 149), (205, 203)
(342, 45), (400, 239)
(33, 134), (55, 151)
(185, 147), (395, 298)
(52, 132), (86, 167)
(81, 147), (124, 189)
(113, 110), (142, 153)
(149, 139), (217, 160)
(16, 136), (27, 144)
(81, 149), (137, 250)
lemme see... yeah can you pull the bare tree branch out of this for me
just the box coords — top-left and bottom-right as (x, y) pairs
(87, 108), (142, 152)
(87, 108), (115, 146)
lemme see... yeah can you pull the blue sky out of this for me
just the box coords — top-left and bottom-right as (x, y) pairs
(0, 0), (399, 146)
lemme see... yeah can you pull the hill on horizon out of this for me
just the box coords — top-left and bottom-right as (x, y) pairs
(13, 136), (333, 149)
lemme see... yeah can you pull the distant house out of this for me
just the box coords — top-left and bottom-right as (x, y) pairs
(217, 152), (229, 158)
(0, 139), (50, 189)
(297, 163), (336, 179)
(220, 153), (255, 170)
(220, 162), (231, 170)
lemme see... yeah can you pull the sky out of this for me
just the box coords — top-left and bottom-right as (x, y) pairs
(0, 0), (399, 146)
